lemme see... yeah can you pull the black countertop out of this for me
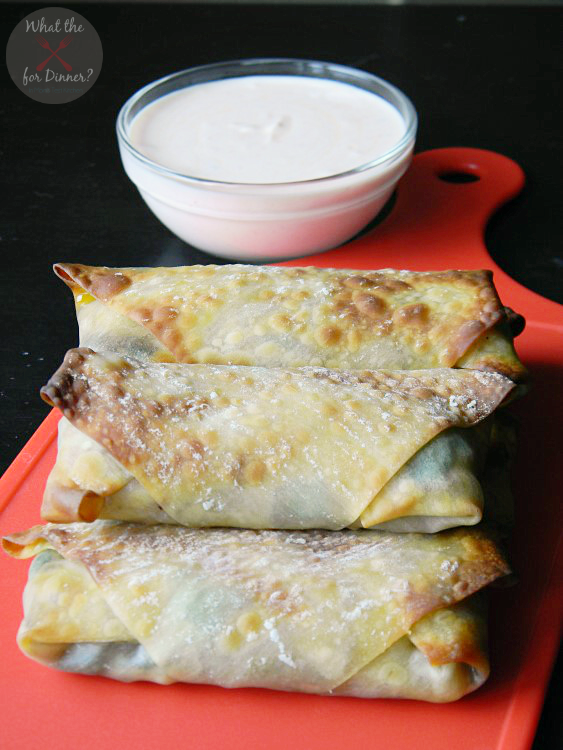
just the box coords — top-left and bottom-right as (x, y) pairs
(1, 4), (561, 748)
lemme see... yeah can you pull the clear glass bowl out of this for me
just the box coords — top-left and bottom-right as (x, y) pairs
(117, 58), (417, 261)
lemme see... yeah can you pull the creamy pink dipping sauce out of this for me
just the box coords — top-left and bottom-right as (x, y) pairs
(129, 75), (407, 183)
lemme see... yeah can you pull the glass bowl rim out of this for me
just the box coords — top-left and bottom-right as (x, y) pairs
(116, 57), (418, 189)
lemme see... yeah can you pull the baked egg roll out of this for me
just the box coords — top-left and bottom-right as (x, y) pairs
(40, 349), (513, 530)
(3, 522), (509, 702)
(54, 263), (526, 382)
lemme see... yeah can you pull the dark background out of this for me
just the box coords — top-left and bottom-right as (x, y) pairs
(1, 4), (561, 747)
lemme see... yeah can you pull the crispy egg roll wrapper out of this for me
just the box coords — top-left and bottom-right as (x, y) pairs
(41, 349), (514, 530)
(3, 522), (509, 701)
(54, 263), (526, 382)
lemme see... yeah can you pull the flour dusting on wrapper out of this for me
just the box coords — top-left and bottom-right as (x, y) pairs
(39, 349), (514, 531)
(53, 264), (527, 381)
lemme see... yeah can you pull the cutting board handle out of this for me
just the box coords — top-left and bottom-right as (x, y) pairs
(359, 147), (524, 256)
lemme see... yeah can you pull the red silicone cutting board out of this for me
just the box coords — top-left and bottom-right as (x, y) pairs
(1, 148), (562, 750)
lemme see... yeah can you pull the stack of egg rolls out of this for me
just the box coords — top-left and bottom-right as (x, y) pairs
(3, 263), (525, 701)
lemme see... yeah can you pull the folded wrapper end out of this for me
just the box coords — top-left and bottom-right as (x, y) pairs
(53, 263), (126, 300)
(463, 525), (517, 589)
(456, 307), (529, 392)
(41, 478), (104, 523)
(54, 262), (134, 304)
(2, 526), (49, 559)
(39, 375), (106, 523)
(53, 262), (81, 292)
(39, 348), (97, 417)
(337, 595), (490, 702)
(503, 307), (526, 338)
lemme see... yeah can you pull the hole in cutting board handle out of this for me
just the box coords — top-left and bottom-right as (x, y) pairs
(438, 171), (480, 184)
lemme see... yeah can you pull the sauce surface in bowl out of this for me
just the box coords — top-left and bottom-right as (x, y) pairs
(129, 75), (407, 184)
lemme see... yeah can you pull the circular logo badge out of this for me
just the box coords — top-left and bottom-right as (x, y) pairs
(6, 7), (103, 104)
